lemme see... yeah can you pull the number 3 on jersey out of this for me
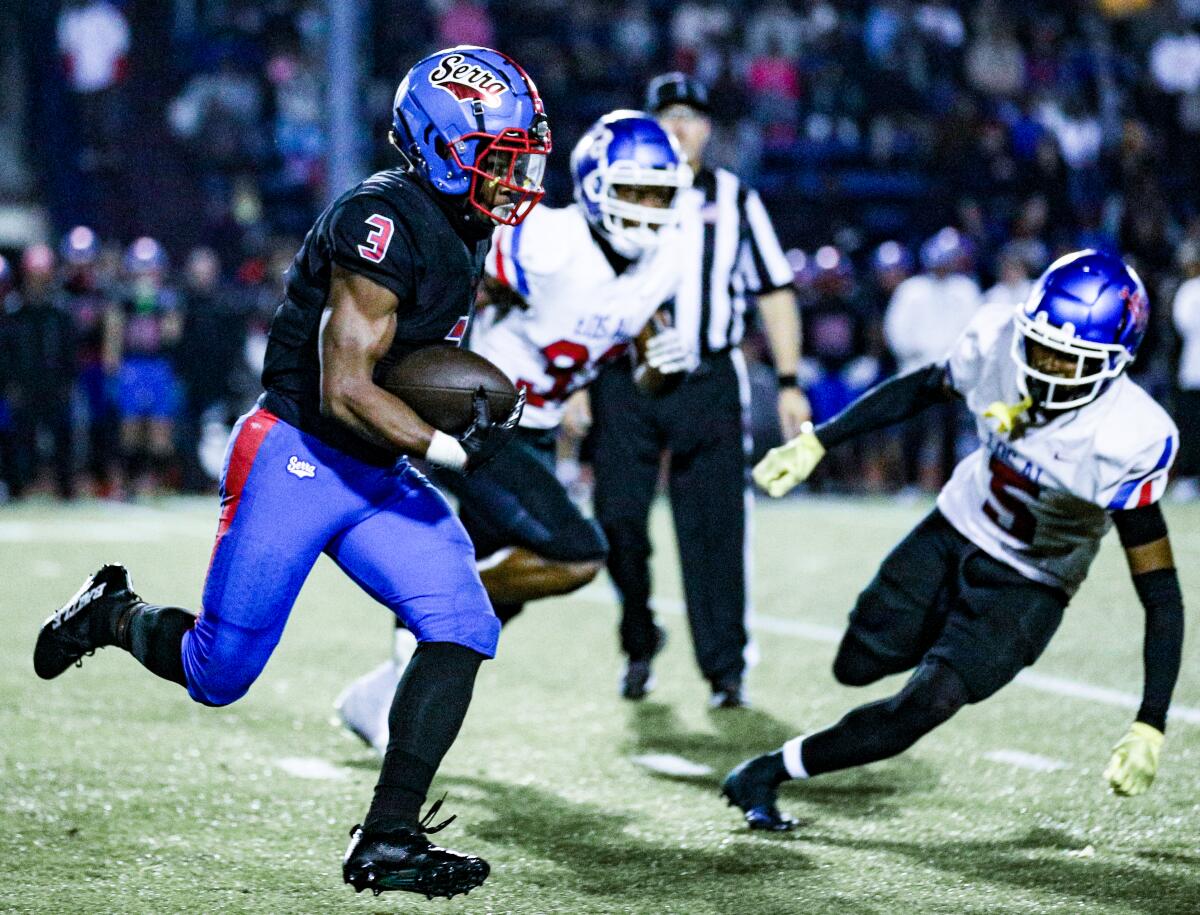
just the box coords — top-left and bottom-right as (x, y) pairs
(982, 455), (1039, 544)
(357, 214), (394, 263)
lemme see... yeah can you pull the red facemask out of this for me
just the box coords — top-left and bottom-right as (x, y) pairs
(450, 123), (552, 226)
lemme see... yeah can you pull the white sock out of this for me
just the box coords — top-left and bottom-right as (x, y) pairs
(781, 736), (809, 780)
(392, 626), (418, 668)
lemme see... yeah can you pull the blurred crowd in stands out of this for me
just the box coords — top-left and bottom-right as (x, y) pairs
(4, 0), (1200, 500)
(0, 229), (289, 500)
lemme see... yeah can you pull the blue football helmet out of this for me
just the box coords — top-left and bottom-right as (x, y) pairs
(920, 227), (968, 272)
(872, 240), (912, 276)
(61, 225), (100, 267)
(391, 46), (551, 226)
(1012, 249), (1148, 410)
(124, 237), (168, 276)
(570, 110), (693, 258)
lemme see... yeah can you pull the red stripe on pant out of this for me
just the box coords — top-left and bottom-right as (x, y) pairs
(207, 409), (279, 571)
(1136, 479), (1154, 508)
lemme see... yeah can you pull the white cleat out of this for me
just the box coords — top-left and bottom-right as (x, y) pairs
(334, 628), (417, 756)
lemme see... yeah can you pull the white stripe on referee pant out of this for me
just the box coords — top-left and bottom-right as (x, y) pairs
(731, 347), (758, 671)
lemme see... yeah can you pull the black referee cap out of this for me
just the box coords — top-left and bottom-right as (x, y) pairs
(645, 72), (710, 115)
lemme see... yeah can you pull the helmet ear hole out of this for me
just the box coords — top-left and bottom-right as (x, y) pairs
(433, 136), (450, 160)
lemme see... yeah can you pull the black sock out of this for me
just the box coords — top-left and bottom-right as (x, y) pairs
(125, 448), (148, 482)
(365, 641), (485, 833)
(800, 661), (968, 777)
(150, 451), (174, 486)
(115, 603), (195, 688)
(494, 602), (524, 627)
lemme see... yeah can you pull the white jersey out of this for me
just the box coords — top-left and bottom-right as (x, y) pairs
(474, 203), (681, 429)
(937, 304), (1178, 596)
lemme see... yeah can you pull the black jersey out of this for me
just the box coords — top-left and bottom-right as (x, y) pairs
(262, 168), (492, 464)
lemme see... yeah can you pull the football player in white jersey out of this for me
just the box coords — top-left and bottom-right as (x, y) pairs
(722, 250), (1184, 830)
(335, 111), (694, 752)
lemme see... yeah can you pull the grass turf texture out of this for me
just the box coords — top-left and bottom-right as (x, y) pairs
(2, 496), (1198, 914)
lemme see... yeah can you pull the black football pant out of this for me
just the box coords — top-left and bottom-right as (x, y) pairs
(11, 392), (75, 499)
(590, 351), (750, 689)
(1175, 389), (1200, 478)
(177, 384), (223, 493)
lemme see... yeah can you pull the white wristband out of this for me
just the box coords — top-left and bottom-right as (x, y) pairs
(425, 430), (468, 471)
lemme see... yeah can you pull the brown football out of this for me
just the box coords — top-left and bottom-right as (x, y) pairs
(377, 346), (518, 436)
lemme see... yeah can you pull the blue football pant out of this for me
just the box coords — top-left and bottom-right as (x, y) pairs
(181, 408), (499, 706)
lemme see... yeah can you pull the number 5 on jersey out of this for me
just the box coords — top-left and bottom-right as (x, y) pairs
(358, 214), (394, 263)
(982, 455), (1039, 544)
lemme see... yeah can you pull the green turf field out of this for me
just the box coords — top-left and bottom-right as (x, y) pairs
(1, 495), (1197, 914)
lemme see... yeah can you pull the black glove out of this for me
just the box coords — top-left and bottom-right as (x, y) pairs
(459, 386), (524, 472)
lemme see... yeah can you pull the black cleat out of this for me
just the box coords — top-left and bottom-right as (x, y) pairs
(721, 755), (799, 832)
(709, 677), (750, 710)
(33, 564), (139, 680)
(343, 800), (489, 899)
(621, 626), (667, 701)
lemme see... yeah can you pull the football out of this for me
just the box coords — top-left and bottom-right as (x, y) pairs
(377, 345), (518, 436)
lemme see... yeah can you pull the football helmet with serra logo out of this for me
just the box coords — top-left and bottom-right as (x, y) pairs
(391, 46), (551, 226)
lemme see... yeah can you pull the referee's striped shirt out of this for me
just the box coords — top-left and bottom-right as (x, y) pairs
(668, 167), (795, 358)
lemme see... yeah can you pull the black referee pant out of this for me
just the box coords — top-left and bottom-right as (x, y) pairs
(590, 350), (750, 689)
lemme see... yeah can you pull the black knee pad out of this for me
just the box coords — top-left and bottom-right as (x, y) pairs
(890, 661), (968, 725)
(832, 633), (891, 687)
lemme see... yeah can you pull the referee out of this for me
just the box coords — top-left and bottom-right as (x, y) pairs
(590, 73), (809, 708)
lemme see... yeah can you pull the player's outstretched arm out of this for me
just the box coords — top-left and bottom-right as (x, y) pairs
(753, 361), (954, 497)
(319, 265), (440, 457)
(1103, 505), (1184, 796)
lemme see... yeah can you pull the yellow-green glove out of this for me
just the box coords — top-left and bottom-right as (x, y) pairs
(1103, 722), (1164, 796)
(752, 423), (826, 498)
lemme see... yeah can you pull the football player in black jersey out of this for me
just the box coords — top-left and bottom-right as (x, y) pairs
(34, 46), (550, 899)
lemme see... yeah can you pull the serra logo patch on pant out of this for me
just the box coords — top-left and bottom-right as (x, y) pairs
(286, 456), (316, 479)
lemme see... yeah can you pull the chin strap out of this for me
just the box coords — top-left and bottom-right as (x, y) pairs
(983, 395), (1033, 434)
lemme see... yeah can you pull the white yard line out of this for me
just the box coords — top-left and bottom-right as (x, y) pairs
(275, 757), (348, 780)
(576, 587), (1200, 726)
(31, 559), (63, 578)
(631, 754), (714, 777)
(983, 750), (1069, 772)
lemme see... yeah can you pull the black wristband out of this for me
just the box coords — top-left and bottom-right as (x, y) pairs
(777, 374), (798, 388)
(1112, 503), (1169, 548)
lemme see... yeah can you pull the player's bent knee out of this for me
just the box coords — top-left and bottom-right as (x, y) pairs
(184, 656), (261, 706)
(468, 605), (502, 654)
(897, 662), (969, 725)
(832, 634), (890, 687)
(189, 678), (253, 708)
(407, 599), (501, 659)
(181, 620), (271, 707)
